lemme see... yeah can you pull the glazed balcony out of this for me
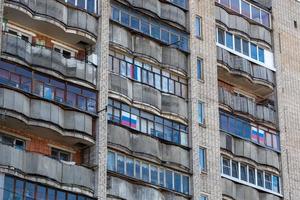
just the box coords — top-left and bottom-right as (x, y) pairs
(2, 32), (97, 85)
(217, 46), (275, 97)
(218, 86), (276, 124)
(4, 0), (98, 45)
(0, 143), (95, 194)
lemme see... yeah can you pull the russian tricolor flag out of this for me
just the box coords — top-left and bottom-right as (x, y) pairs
(251, 127), (258, 142)
(258, 129), (265, 144)
(121, 111), (131, 127)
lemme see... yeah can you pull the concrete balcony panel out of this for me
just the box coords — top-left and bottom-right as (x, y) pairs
(125, 0), (186, 27)
(162, 47), (187, 73)
(108, 176), (188, 200)
(2, 33), (97, 85)
(0, 143), (94, 192)
(109, 73), (187, 119)
(220, 132), (280, 169)
(110, 24), (133, 49)
(217, 47), (274, 97)
(108, 124), (189, 169)
(0, 87), (94, 145)
(215, 6), (271, 45)
(134, 36), (163, 63)
(5, 0), (98, 45)
(222, 178), (281, 200)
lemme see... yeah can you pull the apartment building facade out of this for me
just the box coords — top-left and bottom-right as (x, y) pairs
(0, 0), (299, 200)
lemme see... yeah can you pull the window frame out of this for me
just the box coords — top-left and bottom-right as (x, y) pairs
(195, 15), (202, 39)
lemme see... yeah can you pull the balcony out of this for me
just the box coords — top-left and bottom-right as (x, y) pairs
(0, 87), (95, 146)
(4, 0), (98, 45)
(0, 143), (95, 193)
(218, 86), (276, 124)
(217, 47), (274, 97)
(2, 32), (97, 85)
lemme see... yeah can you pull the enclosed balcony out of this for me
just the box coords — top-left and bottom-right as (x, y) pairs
(0, 143), (95, 194)
(4, 0), (99, 45)
(2, 32), (97, 85)
(218, 86), (276, 124)
(217, 46), (275, 97)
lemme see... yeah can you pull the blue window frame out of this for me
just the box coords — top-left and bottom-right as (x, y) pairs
(226, 32), (233, 49)
(251, 43), (258, 60)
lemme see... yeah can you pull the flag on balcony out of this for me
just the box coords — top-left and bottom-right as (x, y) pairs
(121, 111), (131, 127)
(251, 127), (258, 142)
(258, 129), (265, 144)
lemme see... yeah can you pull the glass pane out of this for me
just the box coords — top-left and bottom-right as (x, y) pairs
(199, 148), (206, 172)
(251, 6), (261, 23)
(251, 43), (258, 60)
(226, 32), (233, 49)
(126, 158), (134, 177)
(197, 59), (202, 80)
(151, 24), (160, 39)
(218, 29), (225, 45)
(24, 182), (35, 200)
(142, 163), (149, 182)
(232, 161), (239, 178)
(240, 164), (247, 181)
(182, 176), (189, 194)
(36, 186), (46, 200)
(107, 151), (116, 171)
(174, 173), (181, 192)
(242, 39), (249, 56)
(135, 160), (141, 179)
(258, 47), (265, 63)
(117, 154), (125, 174)
(67, 193), (76, 200)
(231, 0), (240, 12)
(161, 29), (170, 43)
(222, 158), (230, 175)
(257, 170), (264, 187)
(241, 1), (250, 18)
(159, 168), (165, 187)
(272, 176), (280, 193)
(47, 188), (55, 200)
(166, 170), (173, 190)
(87, 0), (96, 13)
(261, 10), (270, 27)
(141, 21), (150, 35)
(130, 16), (140, 30)
(249, 167), (255, 184)
(121, 11), (130, 26)
(3, 176), (14, 200)
(150, 166), (158, 185)
(234, 36), (242, 52)
(77, 0), (85, 9)
(15, 179), (24, 200)
(195, 16), (201, 37)
(265, 173), (272, 190)
(57, 191), (66, 200)
(220, 0), (230, 7)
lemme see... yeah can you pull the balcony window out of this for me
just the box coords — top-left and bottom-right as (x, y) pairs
(159, 168), (165, 186)
(142, 163), (149, 182)
(121, 11), (130, 26)
(240, 164), (247, 181)
(0, 133), (25, 150)
(273, 176), (280, 193)
(226, 32), (233, 49)
(220, 0), (230, 7)
(231, 0), (240, 12)
(126, 158), (134, 177)
(265, 173), (272, 190)
(36, 186), (46, 200)
(112, 7), (120, 21)
(251, 5), (261, 23)
(68, 194), (77, 200)
(141, 20), (150, 35)
(261, 10), (270, 27)
(217, 29), (225, 45)
(151, 24), (161, 39)
(166, 170), (173, 190)
(258, 47), (265, 63)
(48, 188), (55, 200)
(51, 148), (71, 162)
(249, 167), (256, 184)
(57, 191), (66, 200)
(257, 170), (264, 187)
(107, 151), (116, 171)
(231, 161), (239, 178)
(87, 0), (97, 13)
(135, 160), (141, 179)
(234, 36), (242, 52)
(174, 173), (181, 192)
(241, 0), (250, 18)
(161, 29), (170, 43)
(251, 43), (258, 60)
(151, 166), (158, 185)
(117, 154), (125, 174)
(242, 39), (249, 56)
(182, 176), (189, 194)
(222, 157), (231, 175)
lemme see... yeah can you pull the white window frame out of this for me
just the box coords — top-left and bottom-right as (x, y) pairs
(64, 0), (98, 13)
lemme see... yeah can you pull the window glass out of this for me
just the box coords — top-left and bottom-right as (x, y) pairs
(77, 0), (85, 9)
(234, 36), (242, 52)
(199, 147), (206, 172)
(117, 154), (125, 174)
(57, 191), (66, 200)
(151, 24), (160, 39)
(68, 194), (77, 200)
(217, 29), (225, 45)
(195, 16), (202, 37)
(258, 47), (265, 63)
(112, 7), (120, 21)
(126, 158), (134, 177)
(180, 37), (188, 51)
(121, 11), (130, 26)
(107, 151), (115, 171)
(162, 76), (168, 92)
(231, 161), (238, 178)
(171, 33), (179, 44)
(249, 167), (256, 184)
(180, 132), (188, 146)
(15, 179), (24, 200)
(182, 176), (189, 194)
(159, 168), (165, 187)
(130, 16), (140, 30)
(257, 170), (264, 187)
(141, 20), (150, 35)
(231, 0), (240, 12)
(150, 166), (158, 185)
(198, 101), (204, 124)
(135, 160), (141, 179)
(25, 182), (35, 199)
(142, 163), (149, 182)
(265, 173), (272, 190)
(242, 39), (249, 56)
(226, 32), (233, 49)
(47, 188), (55, 200)
(220, 0), (230, 7)
(200, 195), (208, 200)
(261, 10), (270, 27)
(241, 1), (250, 18)
(251, 43), (258, 60)
(36, 185), (46, 200)
(174, 173), (181, 192)
(273, 134), (279, 150)
(197, 58), (203, 80)
(3, 176), (14, 200)
(87, 0), (96, 13)
(240, 164), (247, 181)
(251, 6), (261, 23)
(161, 29), (170, 43)
(166, 170), (173, 190)
(220, 114), (227, 130)
(272, 176), (280, 193)
(222, 158), (231, 175)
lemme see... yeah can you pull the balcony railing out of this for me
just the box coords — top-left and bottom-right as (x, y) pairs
(217, 46), (275, 86)
(218, 86), (276, 124)
(2, 32), (97, 85)
(0, 143), (95, 191)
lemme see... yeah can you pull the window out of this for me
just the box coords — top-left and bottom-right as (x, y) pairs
(231, 161), (239, 178)
(199, 147), (207, 172)
(51, 148), (71, 161)
(265, 173), (272, 190)
(135, 160), (141, 179)
(197, 58), (203, 80)
(220, 0), (230, 7)
(258, 47), (265, 63)
(242, 39), (249, 56)
(141, 20), (150, 35)
(87, 0), (97, 13)
(248, 167), (256, 184)
(159, 168), (165, 187)
(222, 157), (231, 175)
(231, 0), (240, 12)
(195, 16), (202, 38)
(126, 158), (134, 177)
(182, 176), (189, 194)
(166, 170), (173, 190)
(257, 170), (264, 187)
(226, 32), (233, 49)
(251, 43), (258, 60)
(241, 0), (250, 18)
(217, 29), (225, 45)
(200, 195), (208, 200)
(0, 133), (25, 150)
(142, 163), (149, 182)
(174, 173), (181, 192)
(198, 101), (204, 124)
(151, 24), (160, 39)
(117, 154), (125, 174)
(112, 7), (119, 21)
(240, 164), (247, 181)
(272, 176), (280, 193)
(107, 151), (116, 171)
(130, 16), (140, 30)
(251, 5), (261, 23)
(261, 10), (270, 27)
(121, 11), (130, 26)
(161, 29), (170, 43)
(151, 166), (158, 185)
(234, 36), (242, 52)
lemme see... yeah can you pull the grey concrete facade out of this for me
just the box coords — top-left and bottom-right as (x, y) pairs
(0, 0), (299, 200)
